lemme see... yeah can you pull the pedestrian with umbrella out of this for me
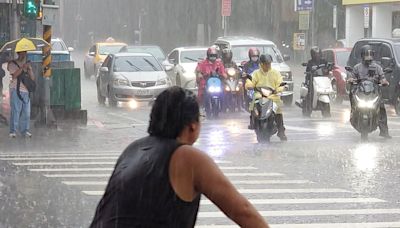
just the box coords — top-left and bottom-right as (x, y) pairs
(1, 37), (49, 138)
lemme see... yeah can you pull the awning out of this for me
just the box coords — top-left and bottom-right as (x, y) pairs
(343, 0), (400, 5)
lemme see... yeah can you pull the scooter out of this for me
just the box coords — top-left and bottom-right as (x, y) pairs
(205, 72), (223, 118)
(296, 63), (334, 118)
(347, 66), (391, 140)
(224, 67), (242, 112)
(251, 83), (286, 143)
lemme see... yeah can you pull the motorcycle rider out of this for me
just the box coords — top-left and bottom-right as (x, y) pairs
(222, 48), (241, 112)
(245, 54), (287, 141)
(305, 46), (327, 85)
(195, 46), (226, 108)
(348, 45), (391, 139)
(242, 48), (260, 128)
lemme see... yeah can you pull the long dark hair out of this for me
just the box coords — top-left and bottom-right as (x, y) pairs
(148, 86), (199, 139)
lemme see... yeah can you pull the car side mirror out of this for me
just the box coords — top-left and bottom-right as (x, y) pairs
(68, 47), (74, 52)
(169, 58), (178, 65)
(381, 57), (393, 68)
(162, 60), (174, 71)
(283, 54), (290, 61)
(345, 66), (353, 72)
(89, 52), (95, 57)
(100, 67), (109, 72)
(301, 62), (307, 67)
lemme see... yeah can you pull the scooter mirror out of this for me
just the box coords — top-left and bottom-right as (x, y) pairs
(301, 63), (308, 67)
(345, 66), (353, 72)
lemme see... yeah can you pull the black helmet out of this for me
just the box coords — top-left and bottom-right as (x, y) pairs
(222, 48), (233, 62)
(360, 45), (374, 62)
(260, 54), (273, 64)
(310, 46), (321, 60)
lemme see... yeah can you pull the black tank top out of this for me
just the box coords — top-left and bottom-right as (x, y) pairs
(90, 136), (201, 228)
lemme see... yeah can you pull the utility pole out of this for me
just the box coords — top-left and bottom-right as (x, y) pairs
(10, 0), (20, 40)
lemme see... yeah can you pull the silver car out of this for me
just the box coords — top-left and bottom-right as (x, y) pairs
(214, 36), (294, 105)
(96, 53), (172, 106)
(163, 47), (207, 93)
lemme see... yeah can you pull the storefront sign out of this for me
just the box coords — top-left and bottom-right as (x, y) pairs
(364, 6), (370, 28)
(293, 33), (306, 50)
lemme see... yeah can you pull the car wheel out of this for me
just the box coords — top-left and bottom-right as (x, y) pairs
(97, 81), (105, 105)
(282, 95), (293, 106)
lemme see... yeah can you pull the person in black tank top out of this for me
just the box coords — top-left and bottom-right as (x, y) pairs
(90, 86), (269, 228)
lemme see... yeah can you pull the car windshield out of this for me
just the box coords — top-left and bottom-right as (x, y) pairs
(335, 51), (351, 67)
(99, 45), (126, 55)
(51, 41), (66, 51)
(180, 50), (206, 63)
(113, 56), (163, 72)
(126, 47), (165, 61)
(231, 45), (283, 63)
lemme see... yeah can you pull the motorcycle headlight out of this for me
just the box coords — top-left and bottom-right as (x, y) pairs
(280, 71), (292, 80)
(208, 86), (221, 93)
(113, 77), (130, 86)
(156, 78), (167, 86)
(355, 95), (379, 108)
(225, 86), (231, 91)
(227, 68), (236, 77)
(236, 86), (240, 91)
(341, 72), (347, 81)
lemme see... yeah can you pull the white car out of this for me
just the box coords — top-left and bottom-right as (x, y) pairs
(27, 38), (74, 62)
(162, 47), (207, 92)
(214, 36), (294, 105)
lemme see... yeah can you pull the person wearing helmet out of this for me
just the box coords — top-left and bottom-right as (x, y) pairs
(195, 47), (226, 107)
(245, 54), (288, 141)
(348, 45), (391, 138)
(242, 48), (260, 77)
(7, 38), (36, 138)
(305, 46), (327, 84)
(221, 48), (237, 69)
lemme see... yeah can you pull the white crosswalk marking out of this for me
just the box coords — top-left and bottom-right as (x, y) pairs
(2, 152), (400, 227)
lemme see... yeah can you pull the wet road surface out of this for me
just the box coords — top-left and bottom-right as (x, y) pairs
(0, 53), (400, 227)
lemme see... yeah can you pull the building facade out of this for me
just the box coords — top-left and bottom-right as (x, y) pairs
(344, 0), (400, 47)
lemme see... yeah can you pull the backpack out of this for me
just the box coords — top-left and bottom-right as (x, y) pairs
(12, 60), (36, 103)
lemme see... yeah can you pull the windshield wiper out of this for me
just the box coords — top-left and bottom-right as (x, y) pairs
(126, 60), (142, 71)
(143, 58), (158, 71)
(184, 57), (198, 62)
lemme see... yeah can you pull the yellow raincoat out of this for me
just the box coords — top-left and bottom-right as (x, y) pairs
(245, 67), (284, 114)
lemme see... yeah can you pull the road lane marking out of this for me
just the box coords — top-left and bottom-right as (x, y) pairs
(82, 188), (348, 196)
(195, 222), (400, 228)
(107, 112), (147, 124)
(13, 160), (231, 166)
(197, 208), (400, 218)
(0, 156), (118, 161)
(200, 198), (385, 205)
(29, 166), (257, 172)
(62, 179), (312, 186)
(44, 172), (283, 178)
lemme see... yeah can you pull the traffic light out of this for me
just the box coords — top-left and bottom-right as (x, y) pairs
(23, 0), (39, 19)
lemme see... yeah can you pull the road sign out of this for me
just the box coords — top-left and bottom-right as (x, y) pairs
(364, 6), (370, 29)
(293, 33), (306, 50)
(221, 0), (231, 17)
(296, 0), (313, 11)
(333, 5), (337, 29)
(42, 4), (59, 26)
(299, 11), (310, 31)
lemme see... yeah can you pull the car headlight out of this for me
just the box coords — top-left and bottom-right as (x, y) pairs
(208, 86), (221, 93)
(156, 78), (168, 86)
(341, 72), (347, 81)
(280, 71), (292, 80)
(113, 77), (130, 86)
(355, 95), (379, 108)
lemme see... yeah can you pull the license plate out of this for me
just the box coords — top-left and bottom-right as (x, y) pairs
(136, 89), (150, 96)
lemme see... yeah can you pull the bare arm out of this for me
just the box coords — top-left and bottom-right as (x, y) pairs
(178, 146), (269, 227)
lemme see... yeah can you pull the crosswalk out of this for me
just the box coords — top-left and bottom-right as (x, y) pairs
(0, 152), (400, 227)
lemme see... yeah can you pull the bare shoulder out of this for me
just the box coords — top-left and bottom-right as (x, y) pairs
(173, 145), (212, 165)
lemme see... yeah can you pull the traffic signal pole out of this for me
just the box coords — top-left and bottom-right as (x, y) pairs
(39, 0), (56, 127)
